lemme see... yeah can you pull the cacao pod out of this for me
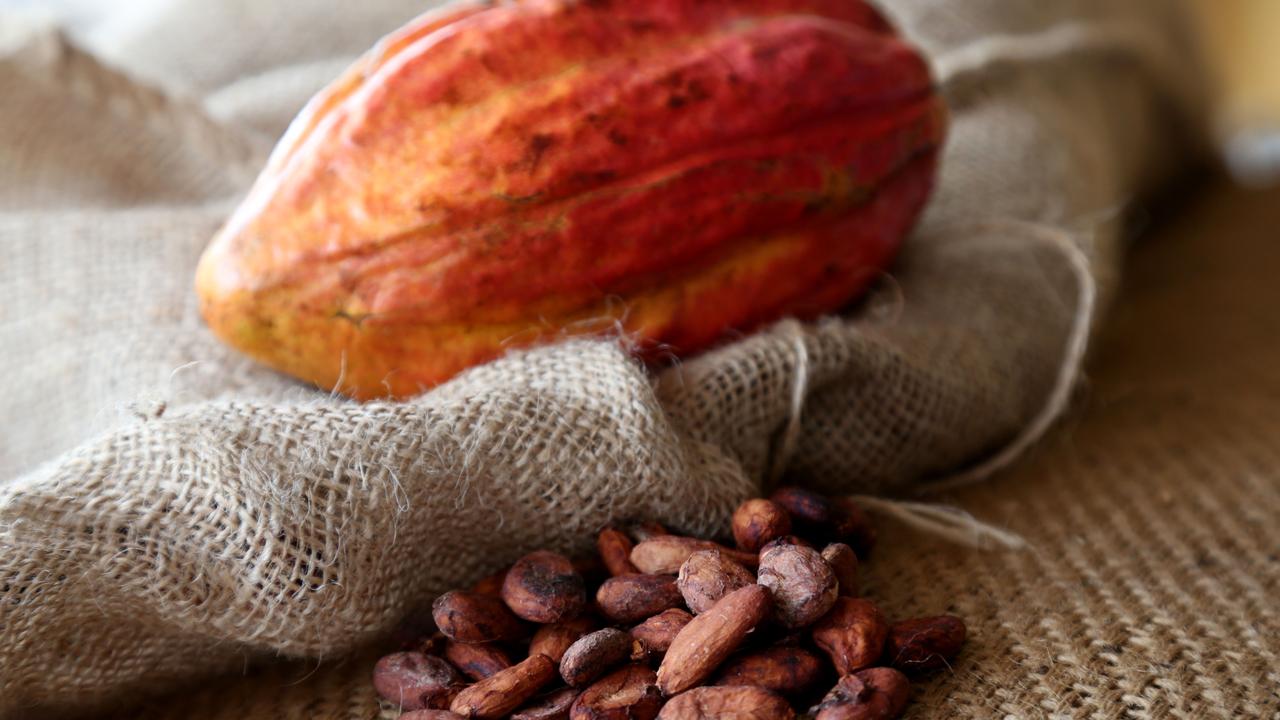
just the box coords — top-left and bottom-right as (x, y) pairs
(197, 0), (945, 398)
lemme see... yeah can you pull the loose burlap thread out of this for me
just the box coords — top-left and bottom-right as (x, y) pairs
(0, 0), (1212, 717)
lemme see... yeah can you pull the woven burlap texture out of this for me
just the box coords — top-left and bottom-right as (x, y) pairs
(0, 0), (1211, 717)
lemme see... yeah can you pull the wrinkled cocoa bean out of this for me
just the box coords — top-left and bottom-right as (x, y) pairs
(632, 536), (758, 575)
(561, 628), (639, 686)
(811, 598), (889, 675)
(444, 640), (511, 681)
(630, 608), (694, 661)
(821, 543), (859, 598)
(433, 591), (526, 644)
(400, 711), (467, 720)
(530, 615), (599, 664)
(713, 646), (825, 698)
(372, 651), (463, 711)
(503, 550), (587, 624)
(570, 664), (664, 720)
(511, 687), (581, 720)
(883, 615), (966, 674)
(768, 487), (834, 541)
(598, 526), (641, 576)
(811, 668), (910, 720)
(757, 543), (838, 628)
(596, 574), (683, 624)
(657, 585), (772, 695)
(677, 550), (755, 614)
(732, 499), (793, 553)
(658, 685), (794, 720)
(830, 498), (877, 558)
(450, 653), (557, 719)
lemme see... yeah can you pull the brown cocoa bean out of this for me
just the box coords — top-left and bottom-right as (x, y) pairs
(829, 498), (877, 558)
(761, 536), (814, 551)
(503, 550), (587, 624)
(657, 584), (772, 696)
(677, 550), (755, 614)
(631, 536), (758, 575)
(756, 543), (838, 628)
(570, 664), (664, 720)
(821, 544), (859, 598)
(811, 598), (888, 675)
(812, 668), (909, 720)
(400, 711), (467, 720)
(372, 651), (463, 710)
(597, 526), (641, 576)
(444, 640), (512, 681)
(629, 521), (670, 542)
(530, 615), (599, 664)
(511, 687), (581, 720)
(596, 574), (683, 624)
(713, 646), (825, 698)
(450, 653), (557, 719)
(731, 499), (793, 553)
(561, 628), (639, 686)
(658, 685), (794, 720)
(433, 591), (525, 644)
(883, 615), (966, 675)
(630, 608), (694, 660)
(471, 567), (509, 596)
(768, 487), (834, 541)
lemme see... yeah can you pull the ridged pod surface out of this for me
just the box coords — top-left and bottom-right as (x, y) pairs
(197, 0), (946, 398)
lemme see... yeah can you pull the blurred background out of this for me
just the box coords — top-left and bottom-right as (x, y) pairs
(1190, 0), (1280, 184)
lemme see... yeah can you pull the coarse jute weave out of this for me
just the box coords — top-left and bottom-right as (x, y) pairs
(111, 179), (1280, 719)
(2, 0), (1260, 718)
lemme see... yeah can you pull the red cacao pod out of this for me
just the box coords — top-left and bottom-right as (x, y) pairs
(197, 0), (946, 399)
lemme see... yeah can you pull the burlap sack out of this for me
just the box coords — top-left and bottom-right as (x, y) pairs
(0, 1), (1208, 717)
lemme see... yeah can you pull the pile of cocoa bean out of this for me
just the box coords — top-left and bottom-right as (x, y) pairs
(374, 487), (966, 720)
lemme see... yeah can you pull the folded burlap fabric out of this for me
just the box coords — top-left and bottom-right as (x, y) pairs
(0, 0), (1208, 716)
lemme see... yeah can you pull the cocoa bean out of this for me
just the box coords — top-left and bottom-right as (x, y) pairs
(560, 628), (638, 686)
(433, 591), (525, 644)
(597, 526), (640, 576)
(530, 615), (599, 664)
(713, 646), (825, 698)
(731, 499), (792, 553)
(450, 653), (557, 719)
(630, 608), (694, 661)
(631, 536), (758, 575)
(830, 498), (877, 558)
(400, 712), (467, 720)
(768, 487), (834, 541)
(596, 574), (683, 624)
(471, 567), (509, 596)
(570, 664), (664, 720)
(677, 550), (755, 614)
(629, 522), (670, 542)
(760, 536), (814, 551)
(658, 685), (794, 720)
(503, 550), (587, 623)
(511, 687), (581, 720)
(756, 543), (838, 628)
(883, 615), (966, 674)
(372, 651), (463, 711)
(811, 598), (888, 675)
(444, 640), (512, 681)
(811, 668), (909, 720)
(657, 585), (772, 695)
(820, 543), (859, 598)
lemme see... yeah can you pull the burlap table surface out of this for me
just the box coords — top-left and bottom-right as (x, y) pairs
(0, 0), (1247, 717)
